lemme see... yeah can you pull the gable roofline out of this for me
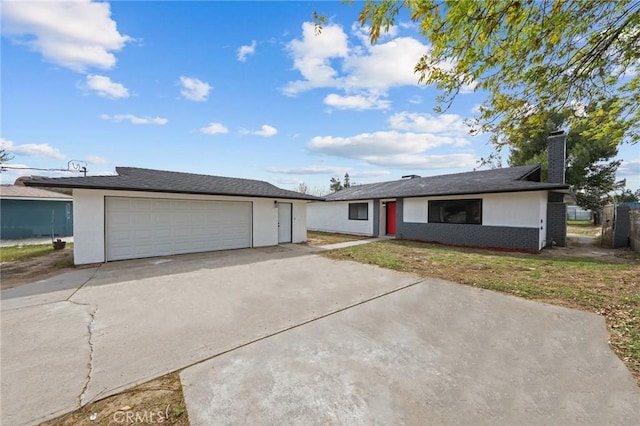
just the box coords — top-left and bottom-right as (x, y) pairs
(323, 165), (570, 201)
(23, 167), (324, 201)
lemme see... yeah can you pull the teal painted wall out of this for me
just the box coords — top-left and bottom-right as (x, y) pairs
(0, 200), (73, 240)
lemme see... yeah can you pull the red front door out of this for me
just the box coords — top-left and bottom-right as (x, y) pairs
(386, 201), (396, 235)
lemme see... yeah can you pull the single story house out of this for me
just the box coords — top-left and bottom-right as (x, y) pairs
(308, 132), (572, 252)
(25, 167), (321, 264)
(0, 185), (73, 240)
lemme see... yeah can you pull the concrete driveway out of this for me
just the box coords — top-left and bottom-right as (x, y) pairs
(1, 244), (419, 425)
(2, 244), (640, 425)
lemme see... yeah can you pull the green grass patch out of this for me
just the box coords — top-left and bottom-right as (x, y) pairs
(0, 243), (74, 263)
(567, 219), (593, 226)
(1, 244), (54, 262)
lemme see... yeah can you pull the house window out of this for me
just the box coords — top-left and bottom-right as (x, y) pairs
(428, 199), (482, 224)
(348, 203), (368, 220)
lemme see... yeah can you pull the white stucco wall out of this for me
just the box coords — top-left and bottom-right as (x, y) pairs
(292, 202), (307, 243)
(307, 201), (374, 236)
(539, 195), (548, 249)
(73, 189), (105, 264)
(72, 189), (308, 264)
(403, 191), (548, 228)
(483, 192), (547, 228)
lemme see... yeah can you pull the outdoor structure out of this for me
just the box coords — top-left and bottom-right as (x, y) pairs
(0, 185), (73, 240)
(25, 167), (320, 264)
(308, 133), (571, 252)
(601, 202), (640, 249)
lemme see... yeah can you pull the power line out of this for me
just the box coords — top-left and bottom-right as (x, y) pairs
(1, 163), (88, 177)
(1, 166), (78, 172)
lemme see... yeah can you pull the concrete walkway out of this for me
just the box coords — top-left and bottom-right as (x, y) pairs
(1, 244), (418, 425)
(317, 235), (394, 251)
(2, 243), (639, 425)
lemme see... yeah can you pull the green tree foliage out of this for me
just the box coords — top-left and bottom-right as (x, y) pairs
(355, 0), (640, 147)
(507, 103), (622, 211)
(617, 185), (640, 203)
(330, 177), (344, 192)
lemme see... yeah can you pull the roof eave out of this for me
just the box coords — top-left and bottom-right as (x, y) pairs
(324, 184), (571, 201)
(23, 181), (324, 201)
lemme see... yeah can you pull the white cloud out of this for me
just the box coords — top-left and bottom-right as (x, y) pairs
(199, 122), (229, 135)
(179, 76), (212, 102)
(283, 22), (349, 95)
(284, 22), (428, 96)
(100, 114), (168, 125)
(1, 0), (130, 72)
(266, 166), (391, 184)
(237, 40), (257, 62)
(85, 155), (109, 164)
(365, 153), (477, 169)
(351, 22), (398, 45)
(460, 80), (478, 94)
(341, 37), (430, 91)
(272, 176), (305, 186)
(241, 125), (278, 137)
(253, 125), (278, 137)
(409, 95), (422, 104)
(349, 170), (391, 178)
(284, 21), (480, 108)
(618, 159), (640, 177)
(309, 131), (467, 159)
(388, 112), (469, 138)
(324, 93), (390, 110)
(307, 124), (474, 171)
(267, 165), (346, 175)
(85, 75), (129, 98)
(0, 137), (66, 160)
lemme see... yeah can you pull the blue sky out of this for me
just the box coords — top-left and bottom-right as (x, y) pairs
(1, 0), (638, 194)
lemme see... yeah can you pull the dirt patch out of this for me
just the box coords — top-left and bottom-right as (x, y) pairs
(39, 372), (189, 426)
(554, 234), (639, 263)
(1, 247), (75, 289)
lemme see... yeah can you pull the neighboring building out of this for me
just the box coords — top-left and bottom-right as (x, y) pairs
(308, 132), (572, 252)
(25, 167), (321, 264)
(0, 185), (73, 240)
(567, 205), (592, 221)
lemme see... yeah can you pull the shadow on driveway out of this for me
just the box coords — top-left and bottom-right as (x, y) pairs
(1, 244), (321, 308)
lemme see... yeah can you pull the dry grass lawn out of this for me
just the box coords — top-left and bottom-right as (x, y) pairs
(306, 230), (370, 246)
(566, 220), (601, 237)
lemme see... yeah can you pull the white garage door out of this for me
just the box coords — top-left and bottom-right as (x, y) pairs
(106, 197), (252, 261)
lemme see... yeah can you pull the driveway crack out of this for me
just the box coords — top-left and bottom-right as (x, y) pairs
(72, 302), (98, 408)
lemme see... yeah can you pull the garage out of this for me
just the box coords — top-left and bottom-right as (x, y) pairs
(106, 197), (252, 261)
(24, 166), (320, 264)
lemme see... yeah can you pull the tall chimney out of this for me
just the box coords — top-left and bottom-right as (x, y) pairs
(547, 130), (566, 184)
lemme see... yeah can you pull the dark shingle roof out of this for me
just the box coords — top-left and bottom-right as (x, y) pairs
(325, 165), (570, 201)
(23, 167), (323, 201)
